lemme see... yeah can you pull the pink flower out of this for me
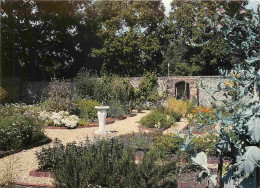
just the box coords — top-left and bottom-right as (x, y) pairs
(219, 8), (225, 13)
(216, 24), (222, 28)
(240, 9), (246, 14)
(192, 22), (197, 27)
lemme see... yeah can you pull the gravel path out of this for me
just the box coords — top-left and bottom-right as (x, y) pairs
(0, 111), (150, 186)
(163, 118), (189, 135)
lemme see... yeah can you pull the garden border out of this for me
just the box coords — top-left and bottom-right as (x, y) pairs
(0, 137), (52, 159)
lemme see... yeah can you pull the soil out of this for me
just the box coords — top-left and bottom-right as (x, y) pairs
(178, 168), (217, 185)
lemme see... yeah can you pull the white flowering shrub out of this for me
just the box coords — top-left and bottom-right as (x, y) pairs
(40, 111), (79, 128)
(0, 103), (46, 150)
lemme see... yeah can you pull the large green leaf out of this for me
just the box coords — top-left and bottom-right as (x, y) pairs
(234, 146), (260, 177)
(191, 152), (209, 173)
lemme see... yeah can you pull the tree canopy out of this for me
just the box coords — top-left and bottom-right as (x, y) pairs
(0, 0), (257, 81)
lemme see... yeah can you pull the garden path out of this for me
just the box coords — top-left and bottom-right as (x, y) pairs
(0, 110), (150, 187)
(163, 118), (189, 135)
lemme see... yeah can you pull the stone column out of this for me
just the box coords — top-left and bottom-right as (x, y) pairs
(95, 106), (109, 134)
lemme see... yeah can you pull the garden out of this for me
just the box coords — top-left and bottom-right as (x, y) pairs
(0, 1), (260, 188)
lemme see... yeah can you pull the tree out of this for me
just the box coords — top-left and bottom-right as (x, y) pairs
(163, 1), (250, 76)
(91, 0), (165, 76)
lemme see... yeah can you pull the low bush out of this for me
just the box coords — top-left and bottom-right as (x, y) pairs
(36, 138), (177, 187)
(191, 134), (219, 156)
(166, 98), (194, 121)
(0, 104), (46, 150)
(77, 99), (100, 120)
(188, 105), (216, 125)
(107, 101), (125, 118)
(39, 111), (80, 128)
(43, 78), (77, 113)
(139, 110), (175, 129)
(129, 134), (152, 151)
(154, 134), (182, 155)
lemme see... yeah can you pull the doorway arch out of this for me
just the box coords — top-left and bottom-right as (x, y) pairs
(175, 81), (190, 99)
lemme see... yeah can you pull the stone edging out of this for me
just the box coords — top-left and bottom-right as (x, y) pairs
(15, 182), (54, 188)
(29, 169), (53, 178)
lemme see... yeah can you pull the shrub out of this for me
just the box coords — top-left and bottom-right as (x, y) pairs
(0, 87), (7, 103)
(154, 134), (182, 155)
(0, 104), (45, 150)
(188, 105), (216, 125)
(36, 138), (177, 188)
(39, 111), (79, 128)
(139, 110), (175, 129)
(191, 134), (219, 156)
(74, 68), (97, 99)
(129, 134), (152, 151)
(136, 71), (160, 103)
(43, 78), (77, 113)
(110, 77), (135, 113)
(166, 98), (193, 120)
(93, 76), (112, 104)
(107, 101), (125, 118)
(77, 99), (100, 120)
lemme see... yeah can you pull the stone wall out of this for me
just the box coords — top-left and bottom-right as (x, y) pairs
(129, 76), (225, 106)
(18, 76), (225, 106)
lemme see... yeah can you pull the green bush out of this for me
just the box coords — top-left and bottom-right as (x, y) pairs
(0, 104), (46, 150)
(107, 101), (125, 118)
(74, 68), (97, 99)
(36, 138), (177, 188)
(77, 99), (100, 120)
(139, 110), (175, 129)
(136, 71), (160, 103)
(154, 134), (182, 155)
(110, 77), (135, 113)
(191, 134), (219, 156)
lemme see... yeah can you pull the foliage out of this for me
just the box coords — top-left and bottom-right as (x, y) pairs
(110, 77), (135, 114)
(1, 1), (99, 81)
(164, 1), (250, 76)
(188, 105), (216, 125)
(0, 87), (7, 103)
(139, 110), (175, 129)
(191, 134), (219, 157)
(73, 69), (97, 99)
(77, 99), (100, 120)
(154, 134), (182, 155)
(107, 101), (125, 118)
(136, 71), (160, 104)
(92, 1), (165, 76)
(129, 133), (152, 151)
(180, 8), (260, 187)
(36, 138), (177, 187)
(0, 104), (46, 150)
(39, 111), (80, 128)
(93, 76), (113, 104)
(43, 78), (77, 113)
(166, 98), (193, 120)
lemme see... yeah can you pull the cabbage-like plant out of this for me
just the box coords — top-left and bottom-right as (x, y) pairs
(181, 7), (260, 188)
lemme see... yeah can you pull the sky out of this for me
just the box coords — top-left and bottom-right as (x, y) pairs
(162, 0), (260, 16)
